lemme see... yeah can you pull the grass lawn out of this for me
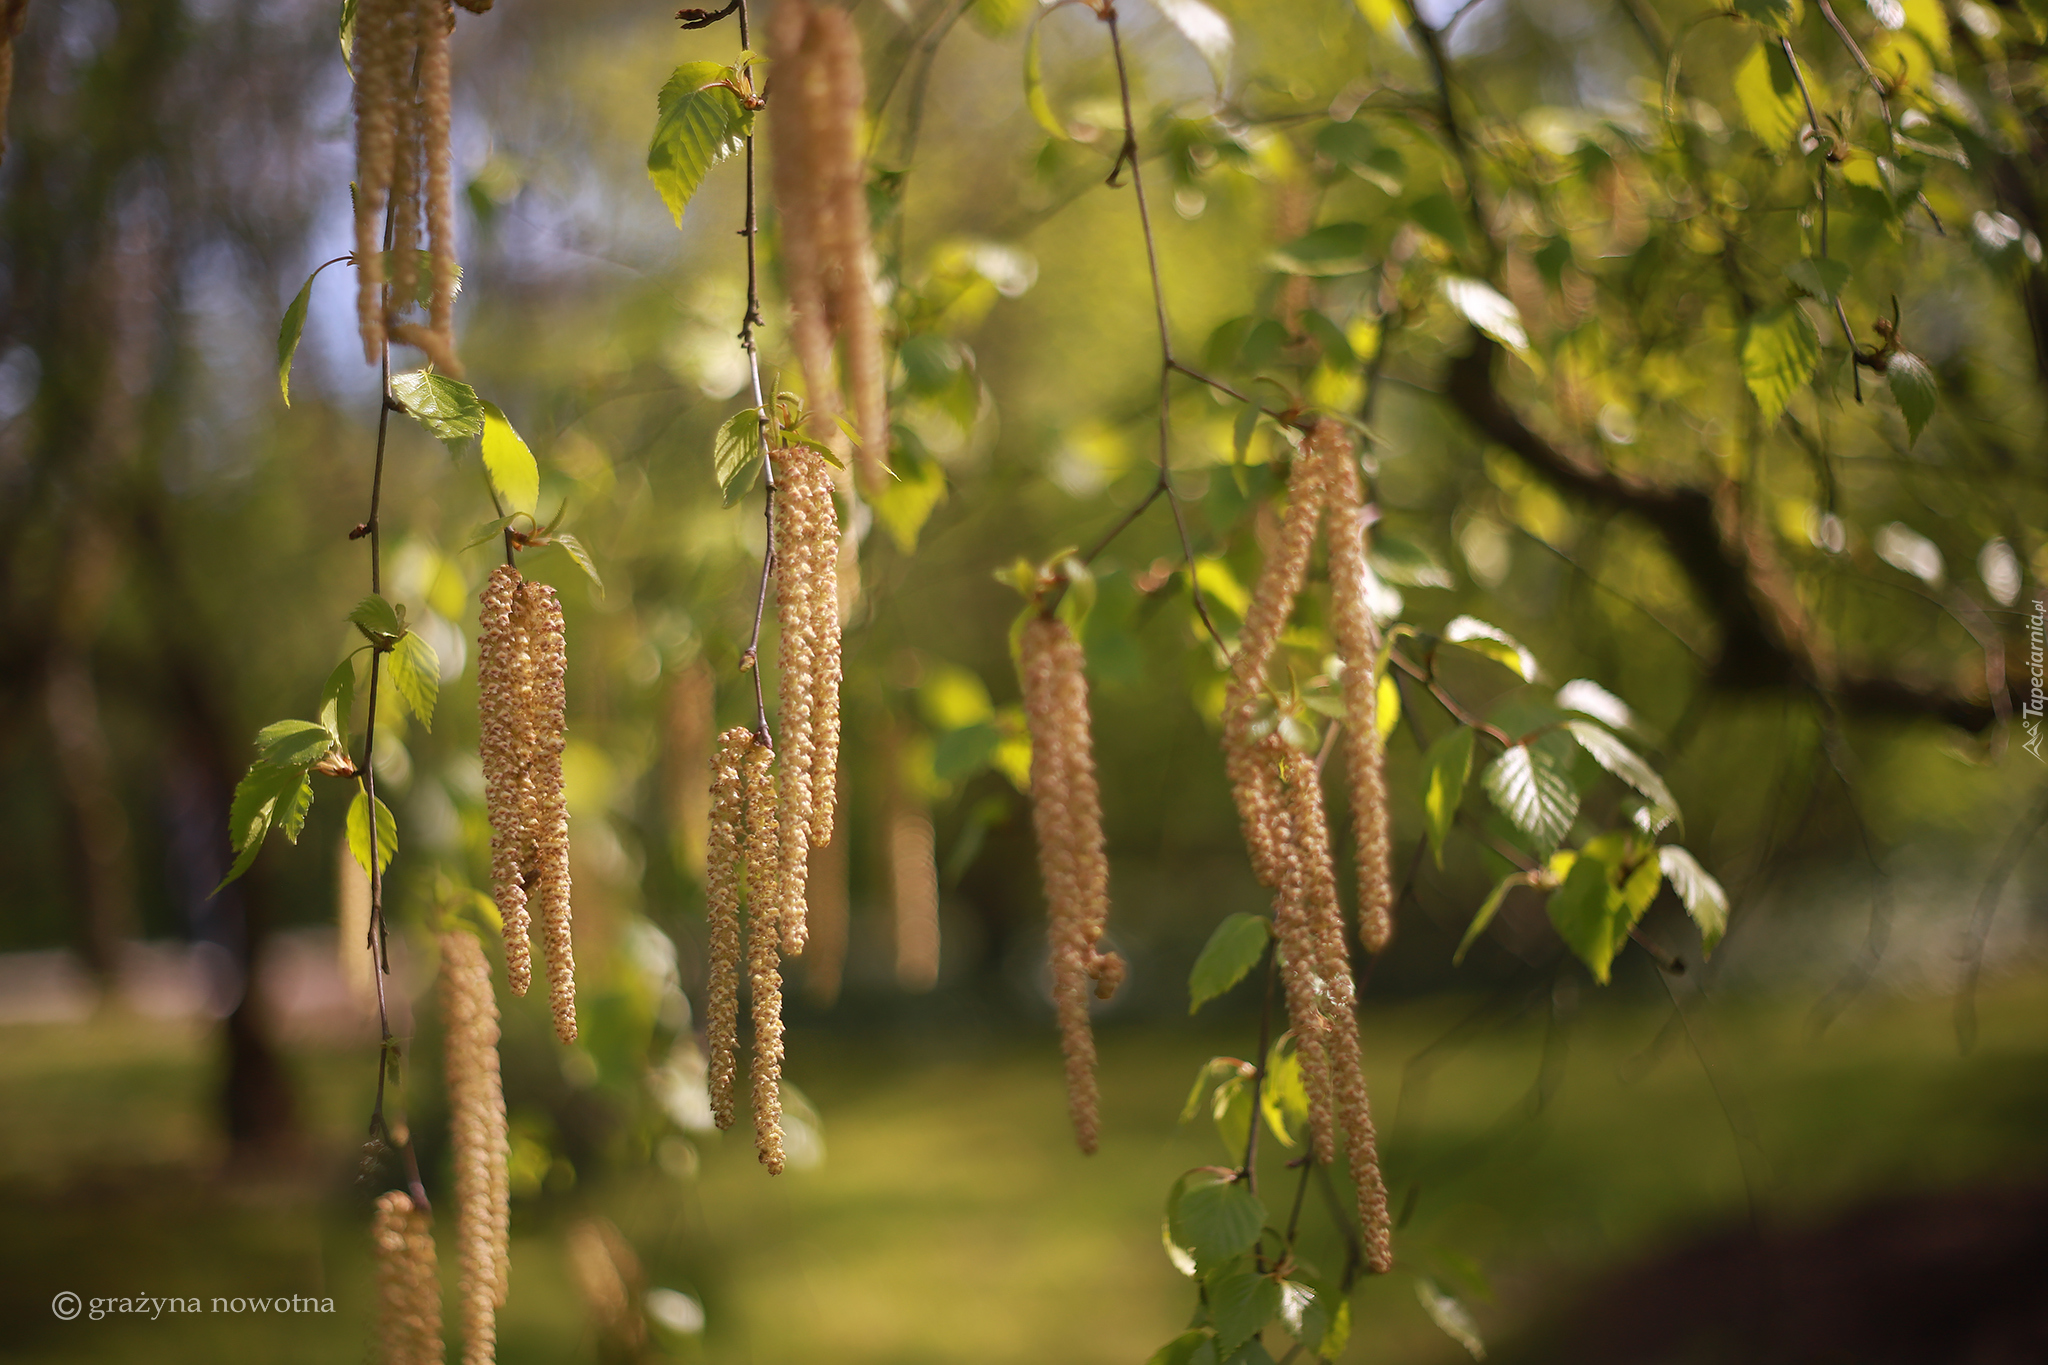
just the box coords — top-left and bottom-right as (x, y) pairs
(0, 969), (2041, 1362)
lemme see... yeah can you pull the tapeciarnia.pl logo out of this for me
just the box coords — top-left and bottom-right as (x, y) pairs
(2025, 595), (2045, 762)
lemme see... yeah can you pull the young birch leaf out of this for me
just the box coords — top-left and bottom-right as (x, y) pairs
(319, 657), (357, 748)
(277, 269), (318, 406)
(1785, 257), (1851, 303)
(1189, 913), (1272, 1013)
(1740, 304), (1819, 423)
(1547, 852), (1625, 983)
(1454, 871), (1532, 965)
(1887, 351), (1937, 444)
(1482, 744), (1578, 852)
(390, 369), (485, 443)
(1146, 1330), (1216, 1365)
(1170, 1172), (1265, 1273)
(1023, 11), (1066, 140)
(478, 400), (540, 516)
(348, 594), (405, 647)
(1440, 277), (1527, 350)
(272, 770), (316, 844)
(1734, 43), (1802, 148)
(1376, 670), (1400, 740)
(1732, 0), (1794, 34)
(648, 63), (751, 225)
(1444, 616), (1536, 679)
(463, 514), (520, 552)
(388, 629), (440, 731)
(228, 762), (305, 851)
(1565, 720), (1679, 827)
(1658, 845), (1730, 955)
(714, 408), (766, 507)
(549, 533), (607, 596)
(1422, 726), (1475, 867)
(256, 718), (335, 770)
(1207, 1266), (1283, 1361)
(1259, 1038), (1308, 1147)
(1554, 678), (1637, 734)
(1416, 1280), (1487, 1361)
(871, 449), (948, 553)
(1153, 0), (1233, 92)
(347, 788), (399, 877)
(339, 0), (357, 68)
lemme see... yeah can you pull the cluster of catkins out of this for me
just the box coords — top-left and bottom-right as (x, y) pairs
(352, 0), (490, 374)
(768, 0), (887, 490)
(1018, 615), (1126, 1154)
(478, 563), (577, 1044)
(1222, 418), (1394, 1273)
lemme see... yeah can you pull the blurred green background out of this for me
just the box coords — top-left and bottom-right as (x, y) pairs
(3, 0), (2047, 1359)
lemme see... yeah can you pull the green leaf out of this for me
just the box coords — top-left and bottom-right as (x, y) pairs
(1416, 1279), (1487, 1361)
(1232, 403), (1260, 465)
(1422, 726), (1475, 868)
(1546, 850), (1629, 984)
(1170, 1171), (1265, 1274)
(1888, 351), (1937, 445)
(277, 270), (317, 407)
(347, 787), (399, 878)
(714, 408), (766, 507)
(1658, 845), (1729, 956)
(1299, 310), (1356, 371)
(550, 533), (607, 595)
(255, 719), (335, 771)
(1147, 1330), (1217, 1365)
(1740, 304), (1819, 424)
(1453, 872), (1530, 965)
(478, 400), (540, 517)
(968, 0), (1036, 37)
(1376, 671), (1400, 740)
(1023, 11), (1064, 140)
(1211, 1074), (1254, 1161)
(319, 657), (357, 749)
(1259, 1037), (1308, 1148)
(1181, 1057), (1245, 1125)
(1153, 0), (1233, 92)
(1189, 913), (1272, 1013)
(1306, 1291), (1349, 1360)
(1733, 43), (1803, 149)
(871, 446), (948, 553)
(1482, 744), (1579, 853)
(1370, 533), (1455, 589)
(647, 62), (752, 225)
(1409, 193), (1471, 253)
(1565, 720), (1679, 828)
(228, 762), (307, 850)
(390, 369), (485, 443)
(1207, 1264), (1282, 1360)
(1268, 223), (1371, 277)
(339, 0), (356, 69)
(388, 629), (440, 732)
(464, 514), (519, 552)
(349, 594), (406, 648)
(1443, 616), (1536, 679)
(1785, 257), (1850, 303)
(932, 722), (1001, 784)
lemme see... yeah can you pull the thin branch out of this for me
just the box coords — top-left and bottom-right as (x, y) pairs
(735, 0), (776, 740)
(1778, 36), (1863, 400)
(1237, 944), (1280, 1194)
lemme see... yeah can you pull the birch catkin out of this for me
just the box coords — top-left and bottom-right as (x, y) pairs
(1317, 421), (1394, 953)
(1019, 616), (1121, 1154)
(353, 0), (401, 362)
(742, 739), (786, 1172)
(772, 450), (821, 955)
(441, 931), (510, 1364)
(705, 727), (750, 1131)
(522, 581), (576, 1044)
(372, 1191), (442, 1365)
(478, 564), (533, 995)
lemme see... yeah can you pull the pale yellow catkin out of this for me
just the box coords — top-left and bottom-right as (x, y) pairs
(1316, 421), (1394, 954)
(772, 449), (822, 955)
(478, 564), (533, 995)
(386, 0), (422, 322)
(441, 931), (510, 1363)
(802, 456), (843, 849)
(521, 581), (575, 1044)
(1019, 616), (1119, 1154)
(1266, 741), (1337, 1167)
(742, 739), (786, 1173)
(353, 0), (401, 361)
(419, 0), (457, 360)
(372, 1191), (442, 1365)
(705, 727), (751, 1130)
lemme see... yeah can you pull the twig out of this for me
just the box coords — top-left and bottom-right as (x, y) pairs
(1237, 944), (1280, 1194)
(734, 0), (776, 739)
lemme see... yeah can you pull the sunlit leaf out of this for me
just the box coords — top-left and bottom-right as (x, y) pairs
(1421, 725), (1475, 867)
(390, 368), (484, 443)
(1454, 871), (1533, 965)
(1887, 351), (1937, 445)
(1554, 679), (1637, 734)
(871, 445), (947, 553)
(1154, 0), (1233, 91)
(1207, 1264), (1282, 1361)
(1259, 1036), (1308, 1148)
(1734, 43), (1803, 149)
(1732, 0), (1793, 33)
(277, 269), (317, 407)
(1443, 616), (1536, 679)
(1024, 10), (1065, 140)
(1566, 720), (1678, 828)
(1546, 851), (1626, 983)
(1146, 1329), (1215, 1365)
(1169, 1170), (1265, 1275)
(319, 657), (357, 749)
(550, 533), (606, 595)
(1190, 912), (1271, 1013)
(1269, 223), (1372, 277)
(1416, 1279), (1487, 1360)
(647, 62), (752, 225)
(1658, 845), (1729, 955)
(1740, 304), (1818, 423)
(347, 787), (398, 878)
(1482, 744), (1578, 852)
(348, 594), (405, 647)
(388, 628), (440, 732)
(255, 718), (334, 771)
(479, 400), (540, 517)
(714, 407), (766, 507)
(1441, 277), (1528, 350)
(1370, 534), (1454, 588)
(1376, 670), (1400, 740)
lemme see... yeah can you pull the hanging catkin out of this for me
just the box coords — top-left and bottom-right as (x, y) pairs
(352, 0), (401, 362)
(441, 931), (510, 1363)
(769, 0), (887, 491)
(521, 580), (576, 1044)
(705, 726), (751, 1130)
(742, 739), (787, 1172)
(478, 564), (534, 995)
(771, 448), (822, 955)
(1317, 421), (1394, 953)
(1266, 740), (1337, 1167)
(801, 459), (843, 850)
(1019, 615), (1122, 1154)
(372, 1191), (442, 1365)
